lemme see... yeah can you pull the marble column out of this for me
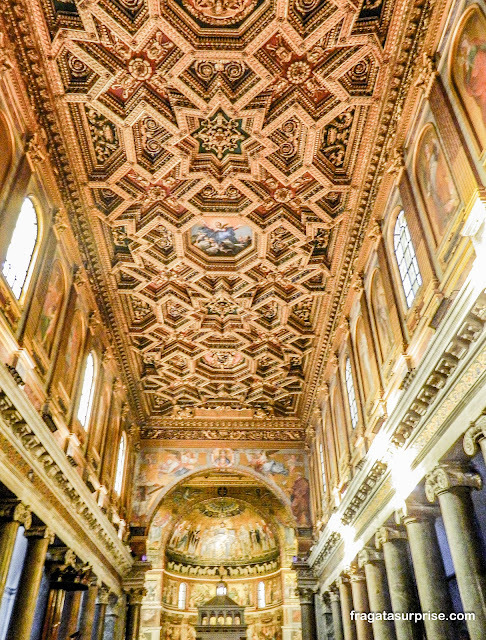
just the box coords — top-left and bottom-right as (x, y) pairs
(6, 525), (54, 640)
(41, 587), (66, 640)
(358, 547), (396, 640)
(338, 574), (357, 640)
(0, 500), (31, 601)
(398, 503), (455, 640)
(124, 588), (144, 640)
(375, 526), (421, 640)
(79, 579), (99, 640)
(65, 590), (83, 638)
(94, 587), (110, 640)
(425, 463), (486, 640)
(329, 586), (344, 640)
(350, 570), (373, 640)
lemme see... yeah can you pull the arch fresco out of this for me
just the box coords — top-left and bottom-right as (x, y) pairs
(133, 447), (309, 527)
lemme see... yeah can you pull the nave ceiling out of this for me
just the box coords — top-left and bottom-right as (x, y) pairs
(0, 0), (433, 435)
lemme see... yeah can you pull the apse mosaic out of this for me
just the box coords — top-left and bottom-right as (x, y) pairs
(167, 498), (278, 563)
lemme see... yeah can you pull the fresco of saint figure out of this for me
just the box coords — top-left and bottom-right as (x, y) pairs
(63, 310), (84, 396)
(453, 8), (486, 152)
(191, 217), (252, 258)
(356, 319), (375, 399)
(36, 261), (65, 355)
(370, 271), (393, 361)
(211, 447), (234, 468)
(290, 475), (311, 527)
(416, 125), (459, 242)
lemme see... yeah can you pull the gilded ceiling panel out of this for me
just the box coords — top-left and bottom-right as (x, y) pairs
(1, 0), (434, 435)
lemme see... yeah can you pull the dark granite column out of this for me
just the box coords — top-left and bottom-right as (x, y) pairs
(338, 573), (357, 640)
(375, 526), (421, 640)
(329, 585), (344, 640)
(425, 463), (486, 640)
(0, 499), (31, 601)
(6, 525), (54, 640)
(358, 547), (396, 640)
(398, 503), (455, 640)
(350, 569), (373, 640)
(94, 587), (110, 640)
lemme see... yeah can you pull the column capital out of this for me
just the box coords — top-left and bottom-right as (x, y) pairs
(349, 568), (366, 583)
(123, 559), (151, 593)
(126, 587), (146, 606)
(375, 525), (407, 549)
(328, 585), (340, 603)
(463, 414), (486, 456)
(357, 546), (383, 568)
(337, 572), (350, 586)
(97, 585), (111, 605)
(25, 525), (55, 543)
(0, 499), (32, 529)
(425, 463), (482, 503)
(297, 586), (316, 605)
(395, 501), (441, 525)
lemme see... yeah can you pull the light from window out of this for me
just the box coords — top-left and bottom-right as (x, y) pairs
(77, 352), (96, 429)
(2, 198), (38, 299)
(345, 358), (358, 429)
(257, 581), (265, 608)
(319, 442), (327, 493)
(178, 583), (187, 609)
(114, 433), (126, 495)
(393, 210), (422, 307)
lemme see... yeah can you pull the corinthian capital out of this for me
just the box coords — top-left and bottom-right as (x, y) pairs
(0, 499), (32, 529)
(463, 414), (486, 456)
(425, 463), (482, 503)
(375, 525), (407, 549)
(357, 547), (383, 568)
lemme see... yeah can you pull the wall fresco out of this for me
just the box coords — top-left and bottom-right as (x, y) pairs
(133, 447), (309, 525)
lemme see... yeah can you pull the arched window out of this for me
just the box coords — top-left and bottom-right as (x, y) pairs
(345, 358), (358, 429)
(114, 433), (127, 495)
(178, 582), (187, 609)
(319, 442), (327, 493)
(2, 198), (38, 299)
(257, 581), (265, 608)
(77, 352), (96, 429)
(393, 210), (422, 307)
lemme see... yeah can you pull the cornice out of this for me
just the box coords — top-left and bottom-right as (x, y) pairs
(141, 419), (305, 443)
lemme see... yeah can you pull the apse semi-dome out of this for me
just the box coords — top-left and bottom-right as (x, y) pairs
(166, 498), (278, 566)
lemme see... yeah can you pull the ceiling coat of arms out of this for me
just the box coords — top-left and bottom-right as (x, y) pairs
(1, 0), (431, 432)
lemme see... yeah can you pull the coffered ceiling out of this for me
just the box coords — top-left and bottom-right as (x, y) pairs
(2, 0), (433, 435)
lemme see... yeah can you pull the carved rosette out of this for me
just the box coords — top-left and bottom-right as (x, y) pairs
(425, 464), (482, 503)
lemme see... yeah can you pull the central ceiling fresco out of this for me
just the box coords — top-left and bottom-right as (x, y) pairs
(5, 0), (432, 433)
